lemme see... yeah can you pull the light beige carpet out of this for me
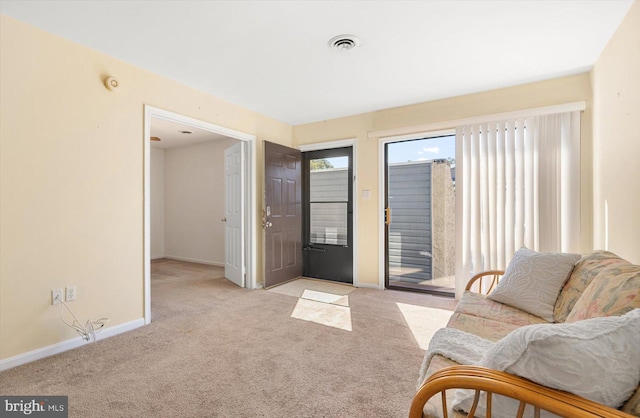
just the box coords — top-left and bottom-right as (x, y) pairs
(0, 259), (457, 418)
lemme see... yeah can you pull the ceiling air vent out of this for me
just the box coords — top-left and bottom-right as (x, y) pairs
(328, 35), (360, 51)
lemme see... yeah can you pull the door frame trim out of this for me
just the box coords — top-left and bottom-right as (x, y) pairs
(298, 139), (358, 286)
(377, 129), (455, 290)
(143, 105), (257, 324)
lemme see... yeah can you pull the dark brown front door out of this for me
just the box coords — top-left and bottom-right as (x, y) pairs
(264, 141), (303, 288)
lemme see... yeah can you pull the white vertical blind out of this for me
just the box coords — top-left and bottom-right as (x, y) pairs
(455, 111), (581, 296)
(514, 118), (525, 249)
(505, 119), (515, 259)
(495, 121), (505, 268)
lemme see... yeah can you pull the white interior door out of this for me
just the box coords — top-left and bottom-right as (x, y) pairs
(224, 142), (245, 287)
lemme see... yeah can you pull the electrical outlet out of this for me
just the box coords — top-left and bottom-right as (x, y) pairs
(52, 288), (63, 305)
(65, 285), (77, 302)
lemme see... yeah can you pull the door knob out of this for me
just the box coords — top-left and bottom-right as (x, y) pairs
(220, 217), (227, 222)
(263, 221), (273, 229)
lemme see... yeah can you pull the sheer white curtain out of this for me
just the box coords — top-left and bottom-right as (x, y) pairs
(454, 111), (581, 297)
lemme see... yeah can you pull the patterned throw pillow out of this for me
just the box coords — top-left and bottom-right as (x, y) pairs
(488, 247), (580, 322)
(553, 250), (629, 323)
(565, 263), (640, 322)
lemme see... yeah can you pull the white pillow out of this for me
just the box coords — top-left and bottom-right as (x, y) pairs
(453, 309), (640, 417)
(487, 247), (580, 321)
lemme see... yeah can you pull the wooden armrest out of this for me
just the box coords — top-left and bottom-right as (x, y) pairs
(410, 365), (633, 418)
(465, 271), (505, 295)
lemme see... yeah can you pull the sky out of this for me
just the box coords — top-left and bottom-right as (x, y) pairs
(387, 135), (455, 165)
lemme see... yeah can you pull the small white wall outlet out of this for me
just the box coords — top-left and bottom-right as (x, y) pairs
(52, 288), (63, 305)
(65, 285), (77, 302)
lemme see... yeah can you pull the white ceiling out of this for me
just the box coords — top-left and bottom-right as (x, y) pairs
(150, 117), (235, 149)
(1, 0), (634, 125)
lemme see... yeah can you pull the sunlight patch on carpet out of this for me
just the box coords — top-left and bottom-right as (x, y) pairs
(291, 290), (352, 331)
(396, 303), (453, 349)
(301, 289), (349, 306)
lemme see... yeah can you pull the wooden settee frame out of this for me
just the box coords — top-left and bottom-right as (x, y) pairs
(409, 271), (635, 418)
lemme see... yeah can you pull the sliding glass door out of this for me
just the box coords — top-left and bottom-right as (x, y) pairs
(384, 135), (456, 296)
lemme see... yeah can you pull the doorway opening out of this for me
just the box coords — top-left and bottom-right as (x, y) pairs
(143, 106), (256, 324)
(264, 139), (358, 289)
(384, 134), (456, 296)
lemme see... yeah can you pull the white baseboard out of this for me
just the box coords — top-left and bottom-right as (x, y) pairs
(164, 256), (224, 267)
(150, 255), (165, 260)
(0, 318), (144, 372)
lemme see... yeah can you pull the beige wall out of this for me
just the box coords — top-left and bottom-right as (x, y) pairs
(164, 138), (237, 265)
(591, 1), (640, 264)
(0, 15), (292, 360)
(293, 74), (594, 287)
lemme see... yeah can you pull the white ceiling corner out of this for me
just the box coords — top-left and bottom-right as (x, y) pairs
(150, 117), (236, 149)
